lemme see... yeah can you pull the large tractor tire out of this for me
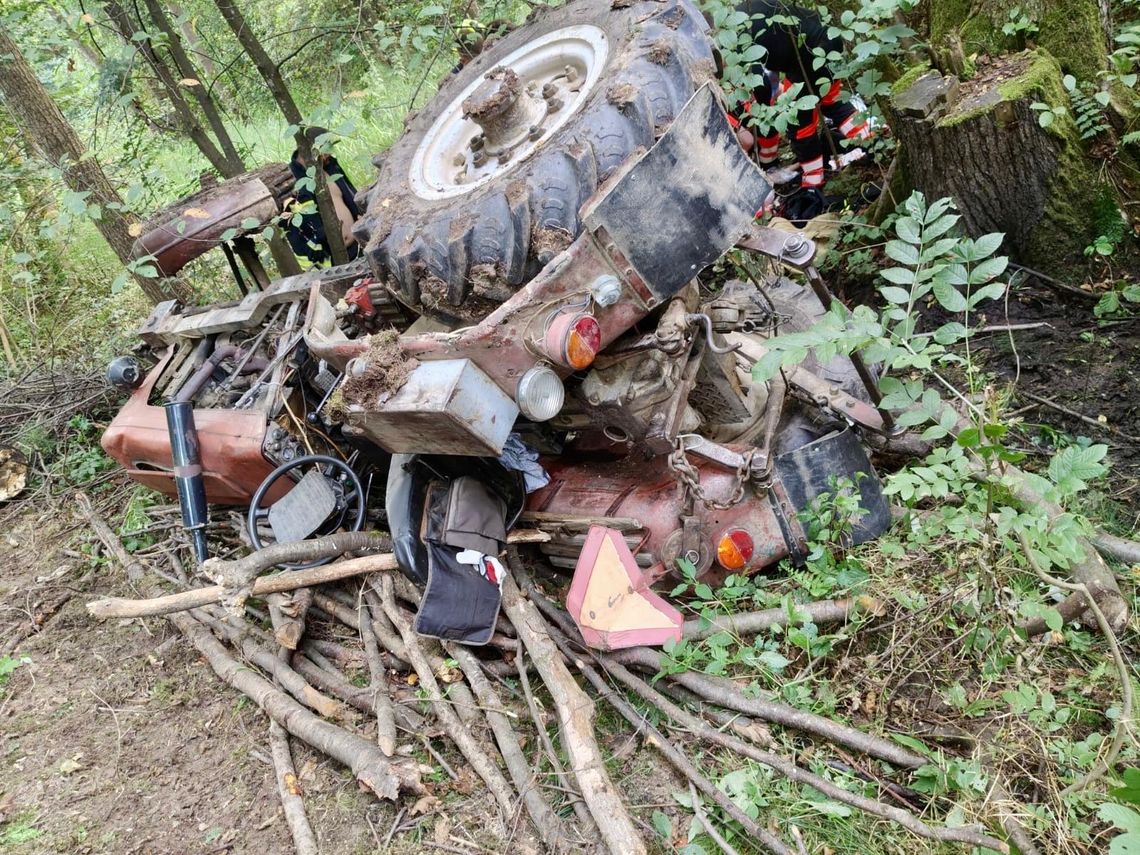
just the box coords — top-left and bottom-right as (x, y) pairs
(354, 0), (718, 323)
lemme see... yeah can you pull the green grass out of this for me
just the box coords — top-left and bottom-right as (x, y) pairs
(0, 812), (42, 847)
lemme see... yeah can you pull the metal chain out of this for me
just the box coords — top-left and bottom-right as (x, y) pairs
(667, 439), (753, 510)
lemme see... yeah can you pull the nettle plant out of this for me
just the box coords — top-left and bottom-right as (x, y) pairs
(751, 191), (1109, 567)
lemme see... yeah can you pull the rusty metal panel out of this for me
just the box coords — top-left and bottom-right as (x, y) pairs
(345, 359), (518, 456)
(132, 177), (278, 277)
(100, 352), (290, 506)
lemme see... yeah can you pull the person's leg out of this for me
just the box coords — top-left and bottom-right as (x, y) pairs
(789, 99), (824, 189)
(754, 72), (788, 165)
(818, 77), (870, 142)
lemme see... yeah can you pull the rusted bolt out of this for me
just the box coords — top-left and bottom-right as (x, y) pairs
(453, 152), (466, 167)
(528, 125), (543, 140)
(564, 65), (579, 84)
(473, 150), (488, 167)
(470, 134), (485, 150)
(546, 97), (563, 113)
(541, 82), (558, 99)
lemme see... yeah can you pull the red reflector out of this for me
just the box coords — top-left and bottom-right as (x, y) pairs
(716, 529), (754, 570)
(545, 312), (602, 370)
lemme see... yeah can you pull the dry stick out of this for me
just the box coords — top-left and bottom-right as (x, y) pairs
(446, 642), (577, 855)
(75, 491), (146, 582)
(1091, 531), (1140, 566)
(87, 553), (400, 618)
(985, 766), (1045, 855)
(377, 575), (518, 827)
(1016, 530), (1132, 798)
(267, 588), (314, 651)
(202, 530), (390, 588)
(516, 649), (600, 840)
(529, 591), (926, 770)
(967, 449), (1128, 632)
(656, 681), (775, 748)
(314, 588), (481, 728)
(689, 782), (741, 855)
(500, 560), (646, 855)
(682, 597), (880, 641)
(1019, 390), (1140, 443)
(567, 647), (794, 855)
(598, 654), (1007, 853)
(168, 610), (422, 800)
(269, 720), (319, 855)
(197, 609), (347, 720)
(359, 591), (397, 756)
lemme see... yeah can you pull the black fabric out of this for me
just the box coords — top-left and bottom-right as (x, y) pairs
(413, 541), (502, 645)
(441, 476), (508, 555)
(285, 153), (361, 264)
(781, 187), (834, 224)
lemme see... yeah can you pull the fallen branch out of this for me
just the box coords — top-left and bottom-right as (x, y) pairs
(75, 491), (145, 582)
(168, 610), (422, 800)
(597, 653), (1007, 852)
(377, 575), (518, 827)
(969, 457), (1128, 632)
(1019, 391), (1140, 443)
(1016, 530), (1132, 798)
(1091, 531), (1140, 566)
(502, 553), (646, 855)
(529, 589), (926, 770)
(360, 590), (396, 756)
(269, 720), (318, 855)
(683, 597), (881, 641)
(688, 782), (741, 855)
(201, 530), (390, 590)
(267, 588), (314, 651)
(566, 642), (794, 855)
(447, 642), (578, 854)
(87, 553), (399, 619)
(197, 609), (347, 720)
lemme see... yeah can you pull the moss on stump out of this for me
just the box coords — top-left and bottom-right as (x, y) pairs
(930, 0), (1108, 81)
(888, 51), (1100, 273)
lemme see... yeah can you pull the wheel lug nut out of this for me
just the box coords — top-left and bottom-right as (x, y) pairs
(546, 97), (563, 113)
(528, 125), (543, 140)
(470, 134), (485, 150)
(453, 152), (466, 166)
(541, 83), (557, 99)
(473, 150), (488, 167)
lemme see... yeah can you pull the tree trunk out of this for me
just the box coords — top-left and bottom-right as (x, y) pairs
(212, 0), (350, 265)
(103, 1), (235, 177)
(888, 51), (1099, 272)
(141, 0), (244, 174)
(929, 0), (1110, 81)
(0, 25), (181, 304)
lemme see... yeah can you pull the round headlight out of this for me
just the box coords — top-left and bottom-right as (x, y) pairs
(516, 366), (565, 422)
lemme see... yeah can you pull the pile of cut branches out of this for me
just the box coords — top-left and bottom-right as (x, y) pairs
(84, 519), (1056, 855)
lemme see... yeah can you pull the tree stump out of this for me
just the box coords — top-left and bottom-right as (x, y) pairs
(888, 51), (1099, 270)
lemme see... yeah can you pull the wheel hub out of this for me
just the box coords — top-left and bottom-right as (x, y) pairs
(409, 25), (610, 200)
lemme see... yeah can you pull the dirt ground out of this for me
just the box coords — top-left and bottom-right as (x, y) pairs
(0, 503), (389, 855)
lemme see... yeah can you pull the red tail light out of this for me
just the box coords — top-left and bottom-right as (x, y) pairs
(544, 312), (602, 370)
(716, 529), (754, 570)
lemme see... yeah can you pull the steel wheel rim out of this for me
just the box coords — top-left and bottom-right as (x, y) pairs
(409, 25), (609, 200)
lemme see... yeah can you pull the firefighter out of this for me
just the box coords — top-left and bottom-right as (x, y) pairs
(283, 126), (361, 265)
(735, 0), (872, 219)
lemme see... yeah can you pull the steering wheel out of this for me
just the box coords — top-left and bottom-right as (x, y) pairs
(247, 454), (366, 569)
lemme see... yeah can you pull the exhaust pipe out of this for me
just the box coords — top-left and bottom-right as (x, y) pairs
(165, 401), (209, 562)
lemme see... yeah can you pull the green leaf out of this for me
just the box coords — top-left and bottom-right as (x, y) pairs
(933, 281), (967, 312)
(890, 733), (935, 758)
(1100, 803), (1140, 835)
(884, 239), (919, 266)
(651, 809), (673, 840)
(971, 233), (1004, 259)
(969, 282), (1007, 307)
(11, 251), (33, 264)
(758, 650), (790, 671)
(969, 256), (1008, 283)
(879, 286), (910, 305)
(1048, 444), (1109, 493)
(807, 800), (854, 818)
(240, 217), (260, 230)
(895, 216), (921, 244)
(1112, 768), (1140, 806)
(881, 267), (916, 286)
